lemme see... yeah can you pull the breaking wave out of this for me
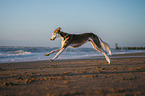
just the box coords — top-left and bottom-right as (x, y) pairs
(6, 50), (31, 56)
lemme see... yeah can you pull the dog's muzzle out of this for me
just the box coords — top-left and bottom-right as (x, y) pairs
(50, 37), (56, 41)
(50, 38), (53, 40)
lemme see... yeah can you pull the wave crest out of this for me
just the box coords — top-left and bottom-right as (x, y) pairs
(4, 50), (31, 56)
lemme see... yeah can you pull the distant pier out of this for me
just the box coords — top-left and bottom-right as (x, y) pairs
(115, 43), (145, 50)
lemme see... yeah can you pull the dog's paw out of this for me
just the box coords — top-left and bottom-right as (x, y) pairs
(44, 54), (50, 56)
(49, 59), (53, 62)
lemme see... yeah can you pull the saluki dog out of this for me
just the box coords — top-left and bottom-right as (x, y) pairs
(45, 27), (111, 64)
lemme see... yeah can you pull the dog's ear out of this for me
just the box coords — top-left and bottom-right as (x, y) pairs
(57, 27), (61, 33)
(58, 27), (61, 30)
(56, 27), (61, 30)
(54, 27), (61, 33)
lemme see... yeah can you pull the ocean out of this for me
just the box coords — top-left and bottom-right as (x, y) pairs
(0, 46), (145, 63)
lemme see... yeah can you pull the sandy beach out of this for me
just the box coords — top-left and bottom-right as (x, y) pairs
(1, 52), (145, 96)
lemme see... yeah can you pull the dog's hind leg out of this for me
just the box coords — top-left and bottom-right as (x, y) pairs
(45, 49), (60, 56)
(90, 41), (111, 64)
(101, 51), (111, 64)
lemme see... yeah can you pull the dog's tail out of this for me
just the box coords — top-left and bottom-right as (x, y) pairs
(99, 38), (111, 55)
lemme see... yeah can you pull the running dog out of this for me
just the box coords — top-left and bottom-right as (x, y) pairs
(45, 27), (111, 64)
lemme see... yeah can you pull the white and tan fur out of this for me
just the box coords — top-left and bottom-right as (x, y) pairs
(45, 27), (111, 64)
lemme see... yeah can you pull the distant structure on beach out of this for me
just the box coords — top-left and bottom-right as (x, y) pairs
(115, 43), (145, 50)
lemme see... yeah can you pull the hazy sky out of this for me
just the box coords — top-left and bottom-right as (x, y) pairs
(0, 0), (145, 48)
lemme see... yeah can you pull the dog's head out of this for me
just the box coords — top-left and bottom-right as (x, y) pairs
(50, 27), (61, 40)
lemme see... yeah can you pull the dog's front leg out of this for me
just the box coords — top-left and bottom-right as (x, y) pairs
(44, 49), (60, 56)
(49, 47), (66, 62)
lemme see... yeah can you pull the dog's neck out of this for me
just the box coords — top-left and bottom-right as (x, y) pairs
(59, 31), (69, 39)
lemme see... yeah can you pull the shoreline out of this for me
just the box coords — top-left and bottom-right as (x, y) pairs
(1, 51), (145, 64)
(0, 52), (145, 96)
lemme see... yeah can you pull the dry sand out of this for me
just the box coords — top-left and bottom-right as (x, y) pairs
(0, 52), (145, 96)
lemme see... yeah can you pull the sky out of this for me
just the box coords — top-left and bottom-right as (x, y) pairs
(0, 0), (145, 48)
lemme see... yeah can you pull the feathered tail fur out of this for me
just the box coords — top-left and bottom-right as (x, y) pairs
(99, 38), (111, 55)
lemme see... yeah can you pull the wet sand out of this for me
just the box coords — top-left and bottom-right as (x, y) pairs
(1, 52), (145, 96)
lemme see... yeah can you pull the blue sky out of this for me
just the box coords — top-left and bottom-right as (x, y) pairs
(0, 0), (145, 48)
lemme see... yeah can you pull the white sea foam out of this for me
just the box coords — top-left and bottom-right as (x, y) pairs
(7, 50), (31, 56)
